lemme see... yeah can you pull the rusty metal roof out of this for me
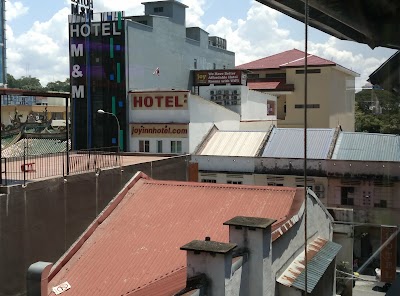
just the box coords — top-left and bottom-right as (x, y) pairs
(48, 173), (304, 296)
(236, 49), (335, 70)
(277, 237), (341, 293)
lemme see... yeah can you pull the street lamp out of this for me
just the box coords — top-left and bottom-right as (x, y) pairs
(97, 109), (121, 168)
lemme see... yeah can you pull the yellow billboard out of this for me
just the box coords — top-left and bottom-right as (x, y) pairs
(131, 123), (188, 138)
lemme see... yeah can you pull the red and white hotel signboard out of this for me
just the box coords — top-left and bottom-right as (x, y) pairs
(130, 91), (189, 110)
(380, 226), (397, 283)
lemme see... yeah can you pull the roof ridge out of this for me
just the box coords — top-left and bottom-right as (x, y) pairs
(237, 48), (300, 67)
(127, 266), (186, 294)
(144, 180), (298, 191)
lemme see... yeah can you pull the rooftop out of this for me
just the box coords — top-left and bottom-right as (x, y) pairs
(332, 132), (400, 161)
(236, 49), (336, 70)
(47, 172), (304, 296)
(196, 130), (268, 157)
(262, 127), (337, 159)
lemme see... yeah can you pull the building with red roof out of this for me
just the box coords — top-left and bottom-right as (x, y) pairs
(237, 49), (359, 131)
(27, 172), (339, 296)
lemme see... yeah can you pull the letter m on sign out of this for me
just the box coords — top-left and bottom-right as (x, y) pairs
(71, 44), (84, 57)
(72, 85), (85, 99)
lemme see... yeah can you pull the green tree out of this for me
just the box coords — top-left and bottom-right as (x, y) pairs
(6, 74), (19, 88)
(45, 78), (70, 92)
(355, 89), (400, 134)
(6, 74), (44, 90)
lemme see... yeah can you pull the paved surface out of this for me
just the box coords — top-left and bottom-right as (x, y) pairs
(353, 275), (389, 296)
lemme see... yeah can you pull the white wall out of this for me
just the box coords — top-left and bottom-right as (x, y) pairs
(198, 85), (277, 121)
(241, 89), (276, 121)
(189, 95), (240, 152)
(129, 136), (189, 154)
(239, 120), (276, 131)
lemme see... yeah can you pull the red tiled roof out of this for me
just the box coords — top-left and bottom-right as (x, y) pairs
(47, 173), (304, 296)
(236, 49), (336, 70)
(247, 81), (294, 91)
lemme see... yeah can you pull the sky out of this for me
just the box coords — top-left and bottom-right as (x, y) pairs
(5, 0), (398, 89)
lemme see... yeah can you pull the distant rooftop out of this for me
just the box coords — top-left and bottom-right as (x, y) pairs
(262, 128), (336, 159)
(332, 132), (400, 161)
(236, 49), (336, 70)
(196, 130), (268, 157)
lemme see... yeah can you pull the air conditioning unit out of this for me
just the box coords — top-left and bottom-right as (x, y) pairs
(210, 90), (215, 95)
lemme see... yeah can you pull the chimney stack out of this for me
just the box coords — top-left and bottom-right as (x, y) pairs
(180, 239), (236, 295)
(27, 262), (53, 296)
(224, 216), (276, 296)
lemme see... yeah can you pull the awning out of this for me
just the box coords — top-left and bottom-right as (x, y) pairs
(277, 237), (342, 293)
(247, 81), (294, 92)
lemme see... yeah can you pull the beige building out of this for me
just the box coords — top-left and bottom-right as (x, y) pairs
(236, 49), (359, 131)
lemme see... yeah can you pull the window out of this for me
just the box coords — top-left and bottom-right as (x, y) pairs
(374, 200), (387, 208)
(171, 141), (182, 153)
(154, 7), (163, 13)
(295, 104), (320, 109)
(247, 74), (260, 79)
(201, 179), (216, 183)
(194, 59), (197, 69)
(265, 73), (286, 79)
(157, 140), (163, 153)
(341, 187), (354, 205)
(227, 180), (243, 184)
(295, 69), (321, 74)
(213, 63), (216, 69)
(139, 140), (150, 152)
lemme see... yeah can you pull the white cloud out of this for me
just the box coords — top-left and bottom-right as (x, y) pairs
(93, 0), (143, 15)
(180, 0), (206, 27)
(6, 1), (29, 21)
(7, 8), (70, 85)
(205, 1), (393, 90)
(5, 0), (394, 90)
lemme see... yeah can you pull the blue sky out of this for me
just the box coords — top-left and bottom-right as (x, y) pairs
(5, 0), (397, 88)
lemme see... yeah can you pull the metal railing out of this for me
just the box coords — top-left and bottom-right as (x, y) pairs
(1, 146), (121, 186)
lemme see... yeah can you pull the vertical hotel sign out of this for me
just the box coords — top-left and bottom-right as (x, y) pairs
(69, 0), (94, 100)
(69, 0), (126, 149)
(380, 226), (397, 283)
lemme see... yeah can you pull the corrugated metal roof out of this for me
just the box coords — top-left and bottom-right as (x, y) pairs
(332, 132), (400, 161)
(48, 174), (304, 296)
(262, 128), (335, 159)
(236, 49), (335, 70)
(2, 138), (69, 158)
(277, 237), (341, 293)
(198, 131), (267, 157)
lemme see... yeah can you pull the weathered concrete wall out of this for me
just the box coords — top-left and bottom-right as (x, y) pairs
(0, 156), (188, 296)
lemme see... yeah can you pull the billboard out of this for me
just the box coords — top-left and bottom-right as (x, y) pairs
(130, 91), (189, 110)
(131, 123), (188, 138)
(193, 70), (246, 86)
